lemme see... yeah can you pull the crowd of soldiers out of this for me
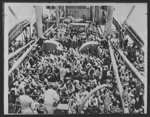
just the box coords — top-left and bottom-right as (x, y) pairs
(8, 21), (145, 114)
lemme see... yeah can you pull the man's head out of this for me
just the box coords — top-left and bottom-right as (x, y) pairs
(25, 88), (31, 96)
(52, 83), (58, 90)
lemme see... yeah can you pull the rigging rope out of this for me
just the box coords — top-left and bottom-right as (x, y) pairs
(8, 6), (20, 22)
(29, 6), (35, 23)
(8, 6), (27, 43)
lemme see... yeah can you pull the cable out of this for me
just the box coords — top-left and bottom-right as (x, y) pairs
(29, 6), (36, 23)
(124, 5), (136, 24)
(8, 6), (20, 22)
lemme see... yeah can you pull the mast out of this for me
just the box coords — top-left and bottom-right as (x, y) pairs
(105, 6), (115, 35)
(108, 41), (126, 113)
(35, 6), (43, 38)
(124, 5), (135, 24)
(105, 6), (127, 113)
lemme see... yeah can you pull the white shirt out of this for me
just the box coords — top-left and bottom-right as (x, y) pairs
(18, 81), (26, 91)
(43, 89), (60, 106)
(19, 95), (36, 114)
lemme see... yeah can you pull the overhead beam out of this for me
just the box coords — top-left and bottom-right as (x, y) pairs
(115, 48), (145, 84)
(126, 25), (144, 47)
(43, 24), (54, 36)
(108, 40), (127, 113)
(8, 38), (38, 76)
(9, 20), (30, 44)
(9, 20), (30, 39)
(8, 40), (34, 60)
(115, 48), (145, 114)
(8, 24), (54, 76)
(113, 17), (144, 48)
(113, 17), (123, 31)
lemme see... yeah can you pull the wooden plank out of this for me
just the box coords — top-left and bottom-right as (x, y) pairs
(113, 17), (144, 48)
(43, 24), (54, 36)
(8, 40), (34, 60)
(8, 39), (39, 76)
(108, 40), (127, 113)
(116, 49), (144, 84)
(9, 21), (30, 43)
(8, 24), (55, 76)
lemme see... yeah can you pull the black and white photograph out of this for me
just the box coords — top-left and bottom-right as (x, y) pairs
(4, 3), (147, 114)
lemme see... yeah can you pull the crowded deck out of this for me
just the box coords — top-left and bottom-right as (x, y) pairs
(6, 4), (146, 114)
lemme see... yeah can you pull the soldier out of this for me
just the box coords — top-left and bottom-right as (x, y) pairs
(42, 83), (60, 114)
(19, 88), (38, 114)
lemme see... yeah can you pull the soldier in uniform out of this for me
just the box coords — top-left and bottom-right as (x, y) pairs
(42, 83), (60, 114)
(19, 88), (38, 114)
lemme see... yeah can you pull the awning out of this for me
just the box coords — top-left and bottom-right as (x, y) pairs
(64, 18), (71, 23)
(43, 40), (63, 52)
(73, 18), (83, 23)
(79, 41), (98, 52)
(70, 23), (89, 27)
